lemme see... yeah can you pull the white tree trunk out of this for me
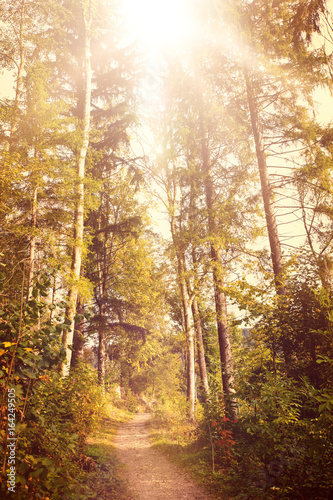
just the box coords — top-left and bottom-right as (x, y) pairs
(61, 3), (92, 376)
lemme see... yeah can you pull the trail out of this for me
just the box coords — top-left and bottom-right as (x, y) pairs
(114, 413), (215, 500)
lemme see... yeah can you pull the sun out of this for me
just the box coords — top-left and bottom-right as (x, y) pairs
(121, 0), (194, 52)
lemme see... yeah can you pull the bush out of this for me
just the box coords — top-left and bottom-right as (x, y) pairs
(230, 375), (333, 498)
(1, 366), (105, 499)
(0, 273), (105, 498)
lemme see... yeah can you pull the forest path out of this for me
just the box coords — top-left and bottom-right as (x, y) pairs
(114, 413), (215, 500)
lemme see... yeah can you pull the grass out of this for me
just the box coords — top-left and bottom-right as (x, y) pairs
(148, 417), (233, 500)
(65, 403), (134, 500)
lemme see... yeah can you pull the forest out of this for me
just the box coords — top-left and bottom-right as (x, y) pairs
(0, 0), (333, 498)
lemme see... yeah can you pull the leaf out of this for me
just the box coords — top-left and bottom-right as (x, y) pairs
(31, 467), (44, 477)
(16, 474), (26, 485)
(41, 458), (53, 466)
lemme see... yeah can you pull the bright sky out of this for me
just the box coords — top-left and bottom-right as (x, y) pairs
(121, 0), (194, 52)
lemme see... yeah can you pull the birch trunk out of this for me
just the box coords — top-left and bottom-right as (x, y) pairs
(97, 310), (106, 388)
(188, 172), (210, 400)
(70, 301), (85, 368)
(27, 184), (37, 300)
(9, 0), (26, 147)
(61, 3), (92, 376)
(97, 253), (107, 388)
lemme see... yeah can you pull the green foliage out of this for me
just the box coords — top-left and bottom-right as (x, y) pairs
(1, 366), (105, 499)
(195, 385), (237, 470)
(0, 273), (105, 499)
(228, 372), (333, 499)
(0, 270), (67, 384)
(148, 350), (192, 442)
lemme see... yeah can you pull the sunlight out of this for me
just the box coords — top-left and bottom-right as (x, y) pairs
(121, 0), (193, 51)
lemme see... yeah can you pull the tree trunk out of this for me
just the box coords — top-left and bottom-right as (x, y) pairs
(244, 68), (291, 365)
(27, 184), (37, 300)
(97, 304), (107, 388)
(9, 0), (26, 148)
(188, 163), (210, 400)
(96, 199), (110, 388)
(200, 117), (235, 406)
(318, 255), (333, 293)
(170, 217), (196, 422)
(188, 162), (209, 401)
(191, 297), (210, 400)
(244, 69), (286, 295)
(61, 3), (92, 376)
(193, 65), (235, 406)
(71, 300), (85, 368)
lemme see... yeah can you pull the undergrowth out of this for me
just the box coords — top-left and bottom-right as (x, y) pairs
(65, 403), (134, 500)
(149, 410), (232, 500)
(149, 375), (333, 500)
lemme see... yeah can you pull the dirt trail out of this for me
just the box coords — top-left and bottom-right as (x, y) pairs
(114, 413), (215, 500)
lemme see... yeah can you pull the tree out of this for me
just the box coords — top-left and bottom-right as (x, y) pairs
(86, 177), (146, 387)
(60, 0), (93, 375)
(0, 0), (75, 303)
(210, 0), (329, 366)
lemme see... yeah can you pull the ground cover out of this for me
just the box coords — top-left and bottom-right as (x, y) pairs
(65, 405), (134, 500)
(148, 417), (232, 499)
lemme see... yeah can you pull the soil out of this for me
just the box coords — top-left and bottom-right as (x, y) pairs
(114, 413), (215, 500)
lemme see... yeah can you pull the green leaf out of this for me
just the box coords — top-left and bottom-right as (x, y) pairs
(31, 467), (44, 477)
(16, 474), (26, 485)
(41, 457), (54, 466)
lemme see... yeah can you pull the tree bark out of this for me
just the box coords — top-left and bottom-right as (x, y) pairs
(244, 68), (292, 366)
(188, 169), (210, 400)
(61, 3), (92, 376)
(27, 184), (37, 300)
(97, 303), (107, 388)
(200, 116), (235, 405)
(244, 69), (286, 295)
(191, 297), (210, 399)
(9, 0), (26, 148)
(71, 300), (85, 368)
(170, 217), (196, 422)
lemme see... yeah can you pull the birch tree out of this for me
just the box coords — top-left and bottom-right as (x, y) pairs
(61, 0), (93, 375)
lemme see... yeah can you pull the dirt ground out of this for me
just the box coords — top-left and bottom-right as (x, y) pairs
(114, 413), (215, 500)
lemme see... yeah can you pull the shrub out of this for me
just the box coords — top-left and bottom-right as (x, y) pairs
(0, 272), (105, 498)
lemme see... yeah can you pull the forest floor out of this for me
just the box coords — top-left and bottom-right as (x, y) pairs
(114, 413), (216, 500)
